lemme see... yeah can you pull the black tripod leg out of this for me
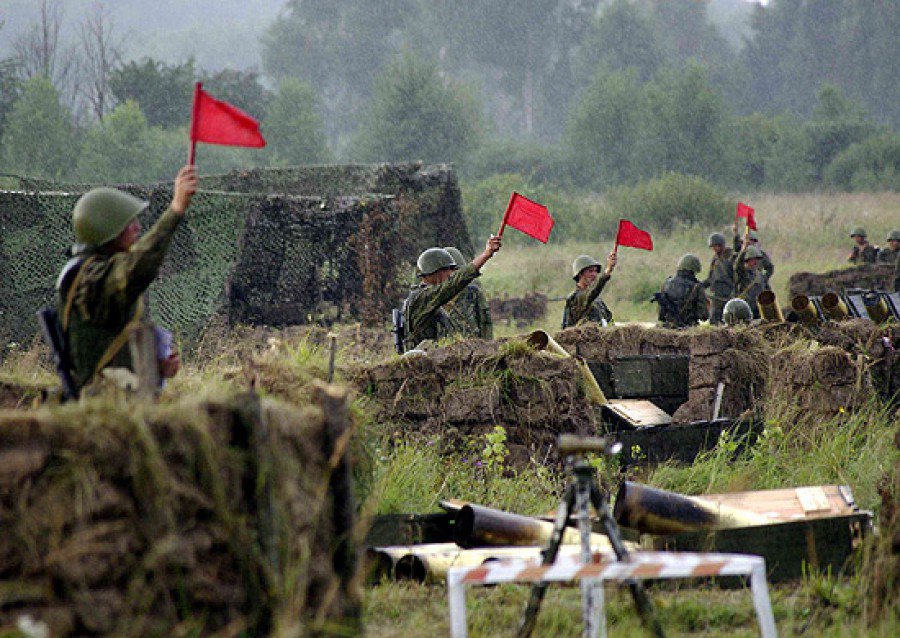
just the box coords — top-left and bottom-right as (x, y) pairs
(516, 483), (576, 638)
(590, 483), (666, 638)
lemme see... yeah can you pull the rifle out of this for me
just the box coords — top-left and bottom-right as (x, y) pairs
(391, 308), (405, 355)
(651, 291), (682, 325)
(36, 307), (79, 401)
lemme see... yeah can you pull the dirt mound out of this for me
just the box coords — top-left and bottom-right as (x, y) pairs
(788, 263), (895, 297)
(0, 387), (360, 637)
(489, 293), (548, 327)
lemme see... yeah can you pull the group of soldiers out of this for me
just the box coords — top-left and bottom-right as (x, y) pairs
(847, 227), (900, 266)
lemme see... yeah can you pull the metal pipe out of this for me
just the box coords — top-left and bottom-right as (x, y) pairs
(526, 330), (607, 404)
(820, 292), (849, 321)
(791, 294), (820, 326)
(756, 290), (784, 323)
(863, 292), (890, 323)
(613, 482), (770, 535)
(454, 503), (613, 549)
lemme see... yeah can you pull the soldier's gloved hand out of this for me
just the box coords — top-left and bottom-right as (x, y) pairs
(172, 165), (198, 215)
(604, 251), (617, 275)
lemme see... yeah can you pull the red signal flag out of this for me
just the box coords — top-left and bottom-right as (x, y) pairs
(614, 219), (653, 251)
(736, 202), (757, 230)
(188, 82), (265, 163)
(498, 192), (554, 243)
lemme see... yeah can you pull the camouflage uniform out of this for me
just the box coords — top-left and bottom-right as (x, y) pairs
(58, 207), (182, 388)
(733, 247), (770, 320)
(658, 270), (708, 328)
(876, 246), (898, 265)
(703, 247), (735, 324)
(562, 273), (613, 328)
(733, 234), (774, 284)
(849, 243), (878, 264)
(403, 263), (481, 349)
(444, 283), (493, 340)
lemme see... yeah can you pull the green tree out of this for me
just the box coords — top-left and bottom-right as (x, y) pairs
(1, 75), (76, 180)
(728, 113), (811, 191)
(199, 68), (271, 121)
(109, 58), (195, 128)
(0, 57), (22, 140)
(263, 78), (330, 166)
(354, 55), (481, 165)
(75, 100), (164, 183)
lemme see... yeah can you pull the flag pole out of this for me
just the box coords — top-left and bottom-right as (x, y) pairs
(187, 82), (202, 165)
(497, 192), (516, 238)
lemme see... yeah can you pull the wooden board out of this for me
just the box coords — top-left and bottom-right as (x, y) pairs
(604, 399), (673, 427)
(697, 485), (856, 522)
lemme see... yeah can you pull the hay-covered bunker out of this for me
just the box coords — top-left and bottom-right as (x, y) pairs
(0, 163), (470, 348)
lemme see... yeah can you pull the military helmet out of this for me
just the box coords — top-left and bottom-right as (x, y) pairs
(572, 255), (602, 281)
(723, 298), (753, 325)
(743, 245), (763, 261)
(443, 246), (466, 268)
(72, 187), (148, 246)
(417, 247), (457, 277)
(849, 227), (867, 238)
(747, 229), (759, 241)
(677, 253), (702, 274)
(887, 229), (900, 242)
(707, 232), (726, 247)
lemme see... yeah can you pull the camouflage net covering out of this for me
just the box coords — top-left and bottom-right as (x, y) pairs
(788, 263), (895, 297)
(0, 163), (471, 352)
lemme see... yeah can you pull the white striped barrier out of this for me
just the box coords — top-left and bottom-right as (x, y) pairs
(447, 551), (777, 638)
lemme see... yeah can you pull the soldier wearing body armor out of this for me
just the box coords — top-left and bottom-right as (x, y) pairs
(562, 252), (617, 329)
(876, 230), (900, 265)
(733, 244), (770, 319)
(702, 232), (735, 324)
(57, 165), (197, 391)
(722, 298), (753, 326)
(443, 246), (493, 340)
(655, 254), (708, 328)
(848, 227), (879, 264)
(402, 236), (501, 351)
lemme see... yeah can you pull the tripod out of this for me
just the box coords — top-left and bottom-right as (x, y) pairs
(517, 435), (665, 638)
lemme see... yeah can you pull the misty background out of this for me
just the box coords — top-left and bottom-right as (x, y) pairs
(1, 0), (899, 240)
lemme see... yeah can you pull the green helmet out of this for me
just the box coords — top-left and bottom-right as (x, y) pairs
(708, 232), (726, 247)
(849, 227), (867, 238)
(723, 298), (752, 325)
(572, 255), (602, 281)
(887, 229), (900, 242)
(72, 187), (148, 246)
(417, 247), (457, 277)
(677, 253), (702, 274)
(743, 245), (763, 261)
(443, 246), (466, 268)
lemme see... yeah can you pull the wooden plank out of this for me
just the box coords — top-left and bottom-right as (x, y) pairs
(701, 486), (855, 521)
(604, 399), (672, 427)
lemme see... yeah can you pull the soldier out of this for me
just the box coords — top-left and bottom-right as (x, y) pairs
(876, 229), (900, 265)
(702, 232), (735, 324)
(443, 246), (493, 340)
(562, 252), (617, 328)
(655, 254), (708, 328)
(57, 165), (197, 391)
(403, 236), (501, 351)
(732, 224), (774, 284)
(722, 298), (753, 326)
(733, 244), (770, 319)
(847, 227), (879, 264)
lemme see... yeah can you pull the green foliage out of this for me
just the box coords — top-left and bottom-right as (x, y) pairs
(0, 57), (22, 139)
(198, 68), (271, 121)
(76, 101), (165, 183)
(824, 134), (900, 191)
(481, 425), (508, 474)
(462, 138), (571, 186)
(728, 113), (812, 191)
(353, 54), (481, 166)
(605, 172), (732, 232)
(263, 78), (330, 166)
(109, 58), (196, 128)
(1, 75), (77, 180)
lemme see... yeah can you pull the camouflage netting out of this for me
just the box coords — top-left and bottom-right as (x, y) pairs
(0, 163), (470, 352)
(0, 386), (360, 637)
(789, 263), (895, 297)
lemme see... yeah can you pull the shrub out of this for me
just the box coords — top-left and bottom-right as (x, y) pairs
(824, 134), (900, 191)
(461, 138), (573, 186)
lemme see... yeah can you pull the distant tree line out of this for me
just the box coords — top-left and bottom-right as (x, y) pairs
(1, 0), (898, 194)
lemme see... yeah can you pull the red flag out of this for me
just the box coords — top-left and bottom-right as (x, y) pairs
(736, 202), (757, 230)
(498, 192), (554, 243)
(189, 82), (265, 161)
(615, 219), (653, 251)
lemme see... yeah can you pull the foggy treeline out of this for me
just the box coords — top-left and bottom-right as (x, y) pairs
(1, 0), (899, 199)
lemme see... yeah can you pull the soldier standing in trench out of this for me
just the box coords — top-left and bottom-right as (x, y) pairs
(443, 246), (493, 340)
(702, 232), (735, 324)
(733, 243), (770, 320)
(402, 235), (502, 351)
(655, 254), (708, 328)
(561, 252), (617, 328)
(876, 230), (900, 265)
(848, 227), (879, 264)
(732, 222), (774, 286)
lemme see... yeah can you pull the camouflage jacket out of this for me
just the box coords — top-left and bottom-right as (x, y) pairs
(894, 257), (900, 292)
(403, 263), (480, 349)
(703, 247), (735, 301)
(733, 235), (775, 282)
(849, 243), (879, 264)
(57, 207), (182, 387)
(562, 273), (613, 328)
(443, 282), (493, 340)
(734, 247), (771, 318)
(876, 246), (899, 265)
(658, 270), (708, 328)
